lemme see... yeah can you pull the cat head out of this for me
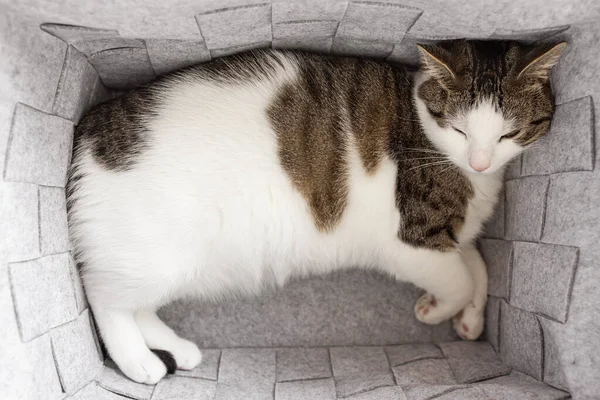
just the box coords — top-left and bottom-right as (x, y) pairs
(414, 39), (567, 174)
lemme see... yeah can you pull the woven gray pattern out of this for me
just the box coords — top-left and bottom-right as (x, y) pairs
(1, 1), (599, 399)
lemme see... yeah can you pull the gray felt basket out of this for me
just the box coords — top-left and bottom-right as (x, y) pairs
(1, 1), (599, 399)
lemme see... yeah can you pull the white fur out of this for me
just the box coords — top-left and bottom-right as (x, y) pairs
(70, 54), (506, 384)
(414, 73), (523, 175)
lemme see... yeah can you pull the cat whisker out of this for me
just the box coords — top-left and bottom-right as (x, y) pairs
(401, 147), (448, 156)
(407, 160), (453, 172)
(396, 117), (422, 122)
(437, 166), (452, 176)
(404, 156), (449, 161)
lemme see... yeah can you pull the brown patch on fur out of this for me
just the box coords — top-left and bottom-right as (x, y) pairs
(268, 55), (350, 232)
(348, 60), (399, 174)
(76, 88), (156, 171)
(268, 55), (397, 231)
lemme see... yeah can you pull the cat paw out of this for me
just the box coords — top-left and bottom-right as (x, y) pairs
(452, 303), (484, 340)
(169, 338), (203, 370)
(414, 293), (444, 324)
(117, 350), (167, 384)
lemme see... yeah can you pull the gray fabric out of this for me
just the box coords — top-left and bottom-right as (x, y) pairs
(332, 38), (394, 58)
(4, 103), (73, 187)
(392, 359), (455, 386)
(275, 379), (337, 400)
(8, 253), (77, 341)
(385, 344), (443, 367)
(2, 1), (600, 398)
(482, 188), (505, 239)
(490, 26), (570, 42)
(538, 317), (569, 391)
(1, 8), (67, 113)
(210, 41), (272, 58)
(479, 239), (512, 299)
(402, 385), (470, 400)
(276, 347), (332, 382)
(544, 240), (600, 399)
(476, 371), (570, 400)
(439, 341), (511, 383)
(97, 360), (155, 400)
(52, 46), (99, 122)
(522, 96), (594, 176)
(0, 182), (39, 260)
(543, 172), (600, 247)
(272, 0), (348, 23)
(432, 321), (460, 343)
(500, 302), (543, 380)
(71, 382), (130, 400)
(88, 48), (156, 90)
(427, 387), (486, 400)
(335, 2), (422, 43)
(161, 270), (429, 348)
(146, 40), (211, 76)
(330, 346), (395, 397)
(484, 297), (501, 352)
(74, 38), (147, 57)
(272, 37), (333, 53)
(86, 344), (536, 399)
(215, 348), (276, 399)
(511, 241), (578, 322)
(504, 154), (523, 180)
(0, 328), (64, 400)
(345, 386), (407, 400)
(69, 253), (88, 314)
(195, 5), (272, 55)
(51, 309), (103, 394)
(271, 0), (343, 52)
(39, 186), (70, 255)
(505, 176), (549, 241)
(152, 376), (217, 400)
(273, 20), (339, 42)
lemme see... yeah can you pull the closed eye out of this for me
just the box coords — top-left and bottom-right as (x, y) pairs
(531, 117), (551, 126)
(452, 127), (467, 137)
(499, 129), (520, 141)
(427, 107), (444, 119)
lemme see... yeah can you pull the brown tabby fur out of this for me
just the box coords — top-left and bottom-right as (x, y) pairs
(268, 40), (562, 250)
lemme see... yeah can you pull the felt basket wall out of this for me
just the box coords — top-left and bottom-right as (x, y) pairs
(1, 1), (598, 399)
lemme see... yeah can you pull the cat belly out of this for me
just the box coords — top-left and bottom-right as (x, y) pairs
(71, 133), (401, 310)
(71, 148), (395, 309)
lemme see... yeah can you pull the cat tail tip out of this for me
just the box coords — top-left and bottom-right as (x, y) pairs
(150, 349), (177, 374)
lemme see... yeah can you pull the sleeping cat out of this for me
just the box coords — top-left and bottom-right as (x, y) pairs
(67, 39), (566, 384)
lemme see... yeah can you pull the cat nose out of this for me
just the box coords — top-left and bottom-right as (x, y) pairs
(469, 151), (490, 172)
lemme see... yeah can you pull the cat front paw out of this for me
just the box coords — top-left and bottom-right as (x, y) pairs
(452, 302), (484, 340)
(169, 338), (203, 370)
(414, 293), (442, 324)
(117, 350), (167, 384)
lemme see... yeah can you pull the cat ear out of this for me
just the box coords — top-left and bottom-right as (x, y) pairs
(517, 42), (567, 80)
(417, 44), (456, 83)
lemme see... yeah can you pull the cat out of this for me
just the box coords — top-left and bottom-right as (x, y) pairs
(67, 39), (566, 384)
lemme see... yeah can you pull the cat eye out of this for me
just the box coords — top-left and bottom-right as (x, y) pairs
(499, 129), (521, 142)
(452, 127), (467, 137)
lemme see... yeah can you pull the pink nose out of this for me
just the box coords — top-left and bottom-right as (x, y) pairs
(469, 152), (490, 172)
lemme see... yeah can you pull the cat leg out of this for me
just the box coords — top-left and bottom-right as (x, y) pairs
(390, 247), (474, 325)
(92, 306), (167, 384)
(135, 310), (202, 370)
(452, 244), (488, 340)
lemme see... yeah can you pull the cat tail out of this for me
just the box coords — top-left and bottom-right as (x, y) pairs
(150, 349), (177, 374)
